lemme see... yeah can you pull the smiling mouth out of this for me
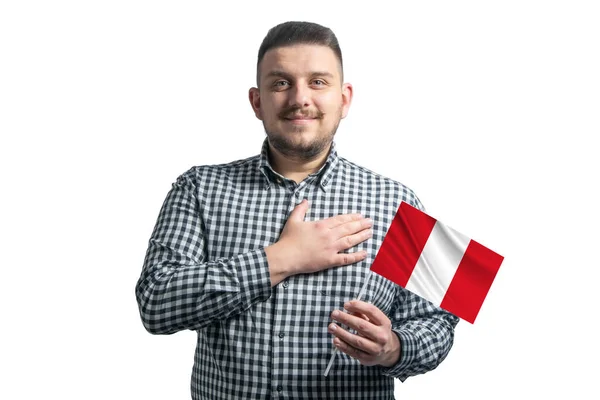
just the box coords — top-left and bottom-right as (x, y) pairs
(283, 114), (320, 121)
(284, 118), (317, 124)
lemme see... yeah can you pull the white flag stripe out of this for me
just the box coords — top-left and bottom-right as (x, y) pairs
(405, 221), (471, 306)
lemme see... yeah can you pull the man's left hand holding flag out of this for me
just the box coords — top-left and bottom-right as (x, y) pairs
(328, 300), (402, 367)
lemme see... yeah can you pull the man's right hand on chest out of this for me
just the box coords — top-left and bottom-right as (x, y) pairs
(265, 199), (373, 286)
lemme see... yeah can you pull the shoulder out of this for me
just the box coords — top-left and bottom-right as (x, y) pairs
(338, 157), (424, 210)
(173, 154), (261, 188)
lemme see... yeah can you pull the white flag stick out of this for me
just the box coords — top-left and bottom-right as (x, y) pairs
(323, 271), (373, 377)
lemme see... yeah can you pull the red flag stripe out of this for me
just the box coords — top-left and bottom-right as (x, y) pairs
(439, 239), (504, 323)
(370, 202), (436, 287)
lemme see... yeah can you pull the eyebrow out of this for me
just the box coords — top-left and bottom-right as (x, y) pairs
(264, 70), (335, 80)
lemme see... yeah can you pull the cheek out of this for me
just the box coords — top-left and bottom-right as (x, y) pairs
(316, 94), (343, 114)
(263, 100), (285, 120)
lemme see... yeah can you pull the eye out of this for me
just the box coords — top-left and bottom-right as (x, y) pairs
(312, 79), (325, 86)
(273, 80), (290, 88)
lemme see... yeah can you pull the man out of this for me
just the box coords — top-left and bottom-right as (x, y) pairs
(136, 21), (458, 399)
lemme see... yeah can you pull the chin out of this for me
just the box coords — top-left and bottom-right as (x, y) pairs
(267, 133), (333, 161)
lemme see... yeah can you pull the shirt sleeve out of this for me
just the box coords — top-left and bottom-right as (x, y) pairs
(135, 171), (273, 335)
(379, 287), (459, 381)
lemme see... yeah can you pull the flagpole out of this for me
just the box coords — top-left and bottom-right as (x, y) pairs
(323, 271), (373, 377)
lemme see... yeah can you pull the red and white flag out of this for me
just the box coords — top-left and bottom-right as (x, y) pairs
(370, 201), (504, 323)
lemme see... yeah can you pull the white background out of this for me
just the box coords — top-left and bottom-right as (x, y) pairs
(1, 1), (598, 399)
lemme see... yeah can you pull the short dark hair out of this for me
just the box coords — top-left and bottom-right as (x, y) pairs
(256, 21), (343, 85)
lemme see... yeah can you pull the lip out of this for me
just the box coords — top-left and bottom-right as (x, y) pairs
(284, 117), (317, 125)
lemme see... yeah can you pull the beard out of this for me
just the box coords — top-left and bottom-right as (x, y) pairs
(263, 106), (342, 161)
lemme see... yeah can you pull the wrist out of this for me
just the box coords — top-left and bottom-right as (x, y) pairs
(380, 331), (401, 367)
(265, 241), (295, 286)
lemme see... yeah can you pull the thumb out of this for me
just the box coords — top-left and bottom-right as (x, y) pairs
(289, 199), (309, 222)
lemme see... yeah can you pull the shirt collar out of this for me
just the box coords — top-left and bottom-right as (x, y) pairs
(258, 137), (339, 192)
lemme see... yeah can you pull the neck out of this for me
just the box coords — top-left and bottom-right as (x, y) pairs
(268, 142), (331, 184)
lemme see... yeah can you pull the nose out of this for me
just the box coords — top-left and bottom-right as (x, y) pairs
(288, 83), (311, 108)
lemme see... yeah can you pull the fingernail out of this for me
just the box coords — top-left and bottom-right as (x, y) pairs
(329, 323), (337, 331)
(332, 310), (339, 318)
(344, 302), (353, 310)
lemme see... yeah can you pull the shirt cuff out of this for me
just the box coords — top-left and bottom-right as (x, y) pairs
(234, 247), (273, 309)
(380, 328), (418, 381)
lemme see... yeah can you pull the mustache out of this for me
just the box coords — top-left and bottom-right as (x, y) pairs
(278, 107), (324, 120)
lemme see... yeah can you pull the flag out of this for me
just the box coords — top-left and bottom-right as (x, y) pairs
(369, 201), (504, 323)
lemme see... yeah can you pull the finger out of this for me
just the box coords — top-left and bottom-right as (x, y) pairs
(331, 309), (378, 342)
(352, 311), (370, 323)
(288, 199), (309, 222)
(328, 323), (379, 355)
(344, 300), (389, 327)
(333, 228), (372, 251)
(322, 213), (364, 229)
(330, 218), (373, 239)
(333, 337), (377, 366)
(330, 250), (368, 267)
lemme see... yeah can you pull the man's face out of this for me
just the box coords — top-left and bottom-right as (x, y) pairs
(249, 45), (353, 161)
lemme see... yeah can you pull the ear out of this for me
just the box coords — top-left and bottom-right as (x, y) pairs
(248, 87), (263, 120)
(340, 83), (353, 119)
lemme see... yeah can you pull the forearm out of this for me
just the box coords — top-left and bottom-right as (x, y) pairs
(135, 171), (275, 334)
(381, 289), (459, 381)
(386, 313), (457, 380)
(136, 246), (272, 334)
(264, 241), (296, 286)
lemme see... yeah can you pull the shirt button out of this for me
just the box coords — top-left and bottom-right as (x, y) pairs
(277, 385), (283, 392)
(279, 332), (285, 339)
(295, 192), (300, 197)
(283, 281), (289, 288)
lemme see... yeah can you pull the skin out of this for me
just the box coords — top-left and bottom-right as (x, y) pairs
(249, 44), (351, 183)
(248, 44), (401, 367)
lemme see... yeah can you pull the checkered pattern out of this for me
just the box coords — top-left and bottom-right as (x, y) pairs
(136, 139), (459, 399)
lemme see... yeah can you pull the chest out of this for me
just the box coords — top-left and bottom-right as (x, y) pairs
(202, 181), (400, 314)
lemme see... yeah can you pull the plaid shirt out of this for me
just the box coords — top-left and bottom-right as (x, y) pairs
(136, 139), (458, 400)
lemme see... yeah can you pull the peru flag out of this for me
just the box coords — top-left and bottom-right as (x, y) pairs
(370, 202), (504, 323)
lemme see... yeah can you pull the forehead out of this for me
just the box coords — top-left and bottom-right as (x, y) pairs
(259, 44), (341, 80)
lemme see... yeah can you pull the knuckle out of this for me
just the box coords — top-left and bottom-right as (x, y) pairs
(347, 226), (357, 238)
(337, 215), (349, 224)
(344, 236), (353, 247)
(340, 254), (350, 265)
